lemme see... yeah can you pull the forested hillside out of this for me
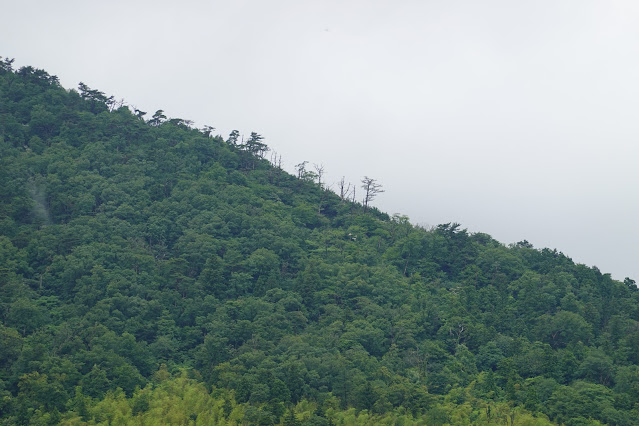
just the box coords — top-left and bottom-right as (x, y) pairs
(1, 58), (639, 425)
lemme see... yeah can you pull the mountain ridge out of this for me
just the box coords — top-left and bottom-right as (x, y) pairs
(1, 57), (638, 425)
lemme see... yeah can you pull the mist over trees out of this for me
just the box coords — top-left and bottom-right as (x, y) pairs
(1, 57), (638, 425)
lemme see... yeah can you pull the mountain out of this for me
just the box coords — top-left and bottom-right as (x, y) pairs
(1, 57), (638, 425)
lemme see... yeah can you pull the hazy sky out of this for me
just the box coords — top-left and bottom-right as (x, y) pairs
(3, 0), (638, 281)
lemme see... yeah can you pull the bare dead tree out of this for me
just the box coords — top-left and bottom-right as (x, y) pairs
(108, 98), (125, 112)
(268, 151), (276, 183)
(361, 176), (384, 212)
(310, 164), (330, 213)
(338, 176), (353, 202)
(275, 154), (283, 185)
(269, 151), (283, 185)
(313, 163), (325, 188)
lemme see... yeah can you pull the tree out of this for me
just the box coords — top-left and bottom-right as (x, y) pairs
(240, 132), (269, 170)
(0, 56), (15, 73)
(227, 130), (240, 145)
(245, 132), (268, 158)
(624, 277), (637, 291)
(361, 176), (384, 211)
(283, 408), (301, 426)
(338, 177), (354, 202)
(149, 110), (167, 126)
(314, 164), (325, 188)
(269, 151), (284, 184)
(133, 108), (147, 120)
(535, 311), (593, 349)
(201, 125), (216, 137)
(295, 161), (308, 179)
(78, 82), (113, 113)
(313, 164), (331, 214)
(167, 118), (193, 129)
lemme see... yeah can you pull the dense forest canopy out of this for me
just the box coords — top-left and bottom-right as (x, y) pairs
(1, 57), (638, 425)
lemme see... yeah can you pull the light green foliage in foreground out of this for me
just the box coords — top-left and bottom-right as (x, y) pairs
(59, 372), (554, 425)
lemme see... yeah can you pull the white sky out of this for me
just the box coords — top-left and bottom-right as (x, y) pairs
(3, 0), (638, 281)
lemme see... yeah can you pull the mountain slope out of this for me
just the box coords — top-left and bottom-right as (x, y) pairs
(1, 58), (638, 425)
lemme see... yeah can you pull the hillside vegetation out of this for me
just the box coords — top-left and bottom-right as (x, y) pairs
(1, 58), (638, 425)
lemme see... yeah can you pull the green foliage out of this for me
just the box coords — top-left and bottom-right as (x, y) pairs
(1, 59), (638, 425)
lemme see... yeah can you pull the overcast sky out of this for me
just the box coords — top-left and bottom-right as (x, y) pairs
(3, 0), (638, 281)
